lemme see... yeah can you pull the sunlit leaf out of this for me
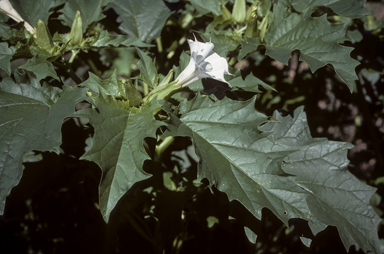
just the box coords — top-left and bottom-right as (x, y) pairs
(167, 94), (380, 253)
(241, 3), (360, 91)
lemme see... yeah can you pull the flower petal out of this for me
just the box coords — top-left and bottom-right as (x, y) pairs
(188, 39), (214, 65)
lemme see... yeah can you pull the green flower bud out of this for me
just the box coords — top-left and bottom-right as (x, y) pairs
(232, 0), (246, 24)
(246, 1), (259, 22)
(244, 12), (258, 38)
(221, 4), (232, 21)
(69, 11), (83, 45)
(36, 19), (54, 53)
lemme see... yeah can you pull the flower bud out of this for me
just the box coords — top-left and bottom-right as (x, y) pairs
(69, 11), (83, 45)
(232, 0), (246, 24)
(36, 19), (54, 53)
(244, 12), (258, 38)
(221, 4), (232, 21)
(246, 1), (259, 22)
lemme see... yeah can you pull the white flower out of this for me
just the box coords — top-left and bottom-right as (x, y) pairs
(176, 37), (231, 87)
(0, 0), (34, 33)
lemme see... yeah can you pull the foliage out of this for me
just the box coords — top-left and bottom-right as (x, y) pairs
(0, 0), (382, 253)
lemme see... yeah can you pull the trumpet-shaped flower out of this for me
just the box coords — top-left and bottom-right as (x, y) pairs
(175, 37), (231, 87)
(0, 0), (34, 33)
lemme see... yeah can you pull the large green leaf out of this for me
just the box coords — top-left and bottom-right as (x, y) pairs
(0, 77), (88, 215)
(107, 0), (171, 42)
(79, 77), (164, 222)
(188, 0), (222, 16)
(289, 0), (370, 18)
(8, 0), (60, 25)
(261, 107), (381, 253)
(168, 94), (380, 253)
(59, 0), (113, 32)
(241, 3), (360, 91)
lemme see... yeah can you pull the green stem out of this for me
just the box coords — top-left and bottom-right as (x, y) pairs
(52, 61), (82, 85)
(69, 49), (79, 63)
(143, 80), (183, 103)
(154, 136), (175, 163)
(87, 58), (102, 78)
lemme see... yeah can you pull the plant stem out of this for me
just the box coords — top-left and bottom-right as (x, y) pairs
(154, 136), (175, 163)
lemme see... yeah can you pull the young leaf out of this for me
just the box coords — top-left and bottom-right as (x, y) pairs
(0, 42), (15, 75)
(229, 73), (275, 92)
(169, 94), (380, 253)
(0, 77), (88, 215)
(90, 29), (153, 48)
(81, 71), (142, 107)
(107, 0), (171, 42)
(19, 55), (59, 81)
(79, 90), (164, 222)
(136, 48), (159, 88)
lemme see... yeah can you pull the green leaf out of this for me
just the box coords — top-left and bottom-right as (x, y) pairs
(170, 95), (380, 253)
(136, 48), (159, 88)
(79, 94), (164, 222)
(0, 22), (13, 40)
(0, 77), (88, 215)
(9, 0), (59, 25)
(19, 55), (58, 81)
(91, 29), (153, 48)
(254, 4), (359, 91)
(0, 42), (16, 75)
(290, 0), (370, 18)
(107, 0), (172, 42)
(261, 107), (381, 253)
(188, 0), (223, 16)
(82, 71), (142, 107)
(229, 73), (276, 92)
(200, 31), (239, 58)
(238, 37), (259, 60)
(60, 0), (113, 33)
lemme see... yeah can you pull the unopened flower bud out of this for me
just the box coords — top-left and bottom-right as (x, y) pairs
(36, 19), (54, 53)
(221, 4), (232, 21)
(69, 11), (83, 45)
(232, 0), (246, 24)
(245, 12), (258, 38)
(246, 1), (259, 22)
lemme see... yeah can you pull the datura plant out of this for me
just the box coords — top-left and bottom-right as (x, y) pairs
(0, 0), (381, 253)
(144, 37), (231, 102)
